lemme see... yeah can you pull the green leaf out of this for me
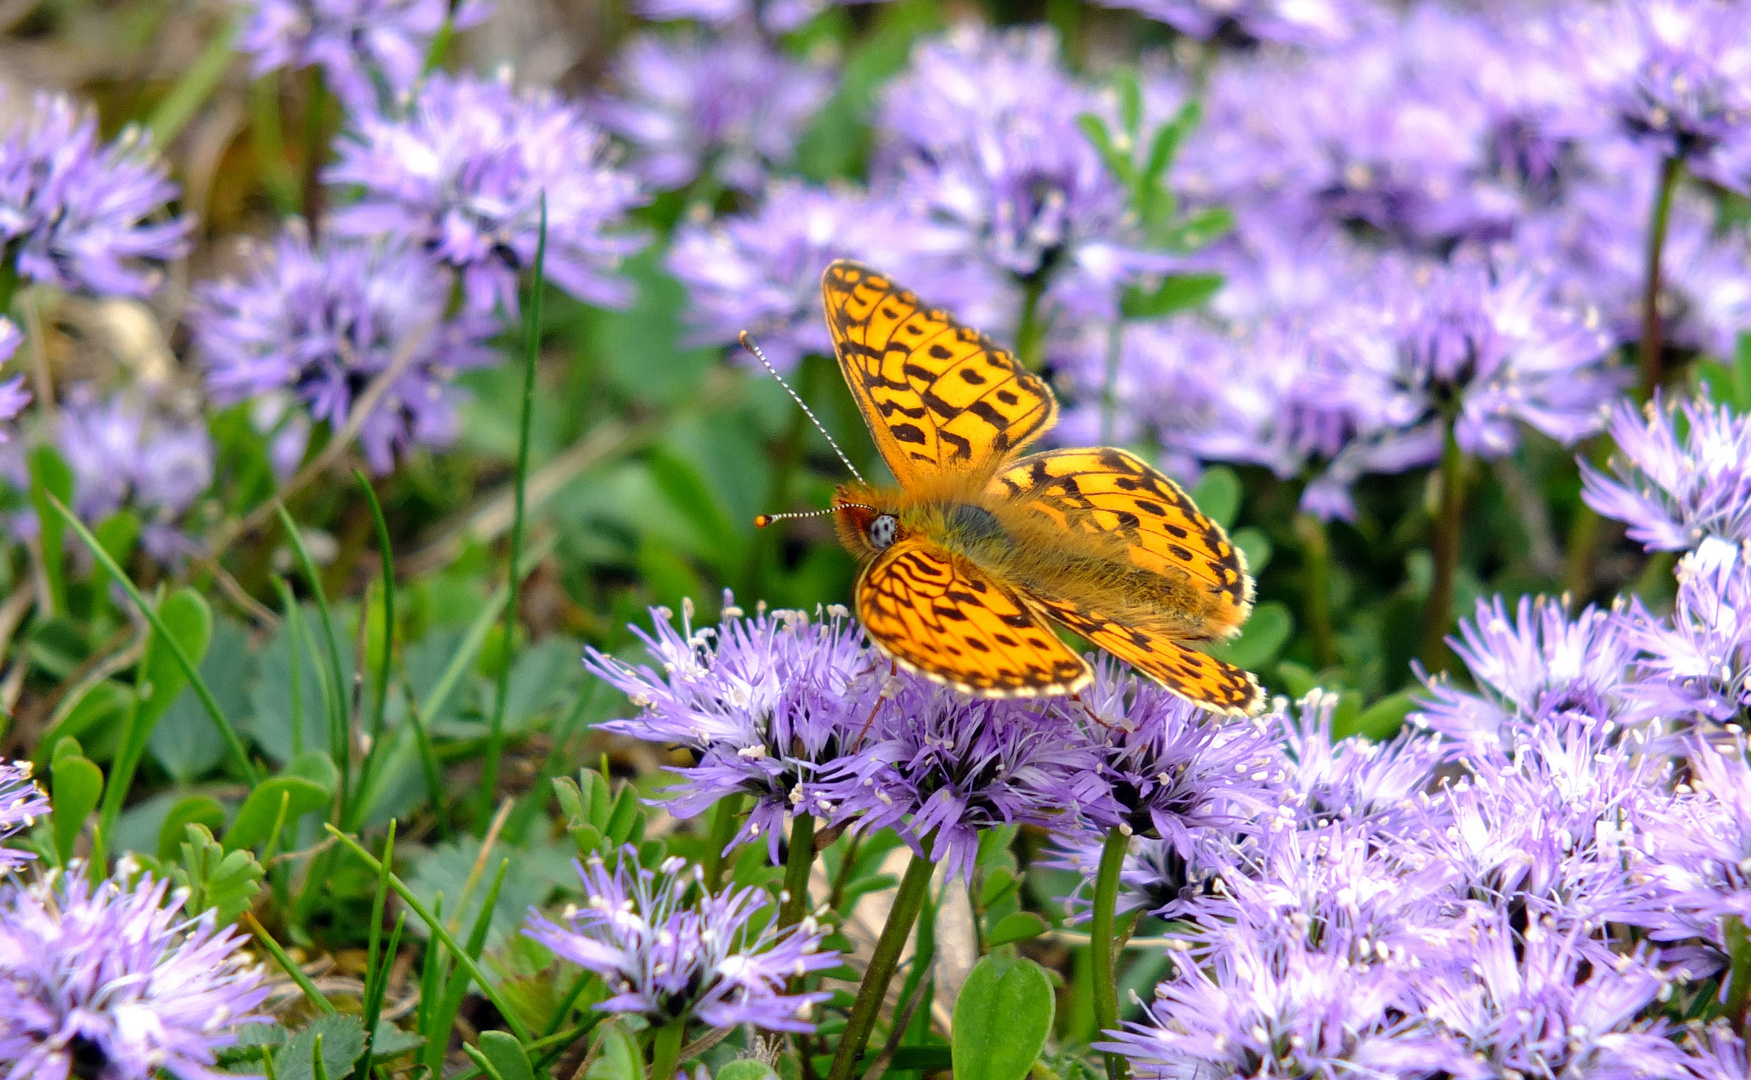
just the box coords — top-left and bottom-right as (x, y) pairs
(90, 511), (141, 606)
(274, 1016), (367, 1080)
(149, 617), (249, 783)
(1274, 661), (1320, 700)
(368, 1021), (423, 1060)
(1120, 273), (1224, 320)
(27, 445), (74, 616)
(1351, 690), (1418, 741)
(1188, 467), (1240, 529)
(50, 739), (103, 865)
(1231, 526), (1272, 577)
(1207, 601), (1293, 670)
(172, 823), (265, 923)
(583, 1021), (643, 1080)
(718, 1061), (779, 1080)
(952, 954), (1055, 1080)
(224, 775), (329, 851)
(156, 795), (226, 863)
(475, 1031), (536, 1080)
(34, 681), (133, 769)
(985, 911), (1049, 947)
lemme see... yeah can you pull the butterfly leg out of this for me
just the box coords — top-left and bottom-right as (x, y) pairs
(851, 658), (902, 750)
(1069, 691), (1116, 731)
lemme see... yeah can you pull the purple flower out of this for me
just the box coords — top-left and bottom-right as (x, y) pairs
(1582, 392), (1751, 554)
(1681, 1021), (1750, 1080)
(633, 0), (887, 35)
(1414, 917), (1686, 1080)
(1639, 731), (1751, 948)
(234, 0), (491, 113)
(523, 850), (837, 1032)
(583, 597), (873, 856)
(1276, 689), (1446, 835)
(0, 94), (190, 298)
(0, 319), (28, 444)
(52, 387), (214, 564)
(1568, 0), (1751, 181)
(591, 30), (833, 194)
(666, 180), (974, 370)
(192, 225), (499, 473)
(0, 762), (48, 872)
(0, 871), (271, 1080)
(824, 682), (1107, 883)
(1414, 595), (1639, 759)
(1092, 0), (1371, 47)
(327, 70), (647, 318)
(1621, 539), (1751, 726)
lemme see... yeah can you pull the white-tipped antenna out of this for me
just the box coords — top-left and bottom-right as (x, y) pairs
(740, 331), (866, 486)
(753, 504), (875, 528)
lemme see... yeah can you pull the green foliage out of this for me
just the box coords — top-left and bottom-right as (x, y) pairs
(582, 1021), (644, 1080)
(49, 737), (102, 865)
(169, 824), (264, 924)
(275, 1015), (366, 1080)
(952, 954), (1056, 1080)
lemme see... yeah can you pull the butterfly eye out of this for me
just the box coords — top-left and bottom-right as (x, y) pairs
(867, 514), (898, 550)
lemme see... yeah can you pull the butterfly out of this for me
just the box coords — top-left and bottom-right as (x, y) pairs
(753, 260), (1263, 716)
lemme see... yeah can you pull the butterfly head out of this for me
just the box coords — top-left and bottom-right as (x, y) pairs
(831, 486), (903, 562)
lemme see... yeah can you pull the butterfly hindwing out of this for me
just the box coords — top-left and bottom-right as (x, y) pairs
(990, 447), (1254, 640)
(856, 535), (1091, 697)
(822, 260), (1057, 486)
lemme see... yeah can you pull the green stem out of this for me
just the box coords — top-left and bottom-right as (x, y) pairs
(1638, 155), (1682, 399)
(0, 246), (21, 317)
(1725, 916), (1751, 1031)
(249, 75), (300, 216)
(1632, 550), (1678, 601)
(777, 812), (817, 931)
(701, 793), (743, 894)
(1015, 276), (1048, 372)
(349, 471), (395, 831)
(147, 17), (239, 146)
(478, 196), (547, 828)
(1091, 828), (1129, 1080)
(1293, 513), (1337, 671)
(301, 68), (330, 227)
(826, 849), (935, 1080)
(1421, 423), (1468, 674)
(650, 1018), (687, 1080)
(1099, 319), (1125, 445)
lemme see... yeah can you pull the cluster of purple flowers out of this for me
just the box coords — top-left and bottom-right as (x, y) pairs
(0, 869), (270, 1080)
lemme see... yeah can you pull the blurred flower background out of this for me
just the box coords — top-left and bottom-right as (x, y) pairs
(0, 0), (1747, 1076)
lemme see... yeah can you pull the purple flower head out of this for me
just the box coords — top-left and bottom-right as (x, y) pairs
(0, 318), (28, 444)
(1093, 0), (1371, 48)
(1414, 595), (1638, 760)
(42, 387), (214, 565)
(0, 761), (48, 872)
(234, 0), (491, 113)
(192, 225), (499, 473)
(327, 70), (647, 318)
(1639, 732), (1751, 947)
(1076, 660), (1283, 849)
(1415, 916), (1686, 1080)
(524, 849), (837, 1032)
(1622, 540), (1751, 727)
(1098, 923), (1452, 1079)
(824, 682), (1107, 883)
(583, 596), (873, 856)
(1276, 689), (1446, 836)
(0, 870), (271, 1080)
(1681, 1020), (1751, 1080)
(1048, 831), (1247, 923)
(1582, 392), (1751, 554)
(1367, 256), (1624, 460)
(633, 0), (886, 35)
(666, 180), (978, 370)
(874, 25), (1174, 329)
(1569, 0), (1751, 180)
(0, 94), (190, 298)
(591, 30), (833, 195)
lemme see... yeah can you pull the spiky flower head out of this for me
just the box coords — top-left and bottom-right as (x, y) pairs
(0, 870), (270, 1080)
(1582, 392), (1751, 555)
(524, 849), (837, 1032)
(0, 761), (48, 872)
(192, 225), (499, 473)
(327, 70), (647, 319)
(0, 94), (190, 298)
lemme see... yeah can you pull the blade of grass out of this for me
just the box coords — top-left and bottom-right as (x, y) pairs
(351, 471), (397, 830)
(277, 505), (353, 819)
(48, 494), (258, 784)
(326, 825), (533, 1041)
(147, 16), (240, 144)
(423, 858), (510, 1075)
(245, 913), (338, 1014)
(271, 577), (309, 758)
(478, 194), (547, 828)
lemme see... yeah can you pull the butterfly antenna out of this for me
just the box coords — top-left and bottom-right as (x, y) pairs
(740, 331), (867, 486)
(753, 504), (875, 528)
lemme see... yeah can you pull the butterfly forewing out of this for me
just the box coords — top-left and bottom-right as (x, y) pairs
(822, 260), (1057, 485)
(990, 448), (1254, 638)
(857, 536), (1092, 696)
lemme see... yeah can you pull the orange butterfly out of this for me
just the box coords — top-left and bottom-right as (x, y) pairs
(753, 260), (1263, 716)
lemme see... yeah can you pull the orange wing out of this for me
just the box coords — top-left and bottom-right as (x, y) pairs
(822, 260), (1057, 486)
(1027, 594), (1264, 716)
(990, 448), (1253, 638)
(856, 536), (1091, 697)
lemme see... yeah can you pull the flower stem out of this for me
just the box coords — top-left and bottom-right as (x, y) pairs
(1726, 916), (1751, 1032)
(826, 848), (935, 1080)
(1421, 422), (1468, 673)
(649, 1017), (687, 1080)
(1294, 513), (1337, 670)
(1016, 276), (1048, 372)
(1638, 154), (1682, 398)
(1091, 827), (1130, 1080)
(778, 812), (817, 931)
(1099, 319), (1125, 445)
(701, 793), (743, 893)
